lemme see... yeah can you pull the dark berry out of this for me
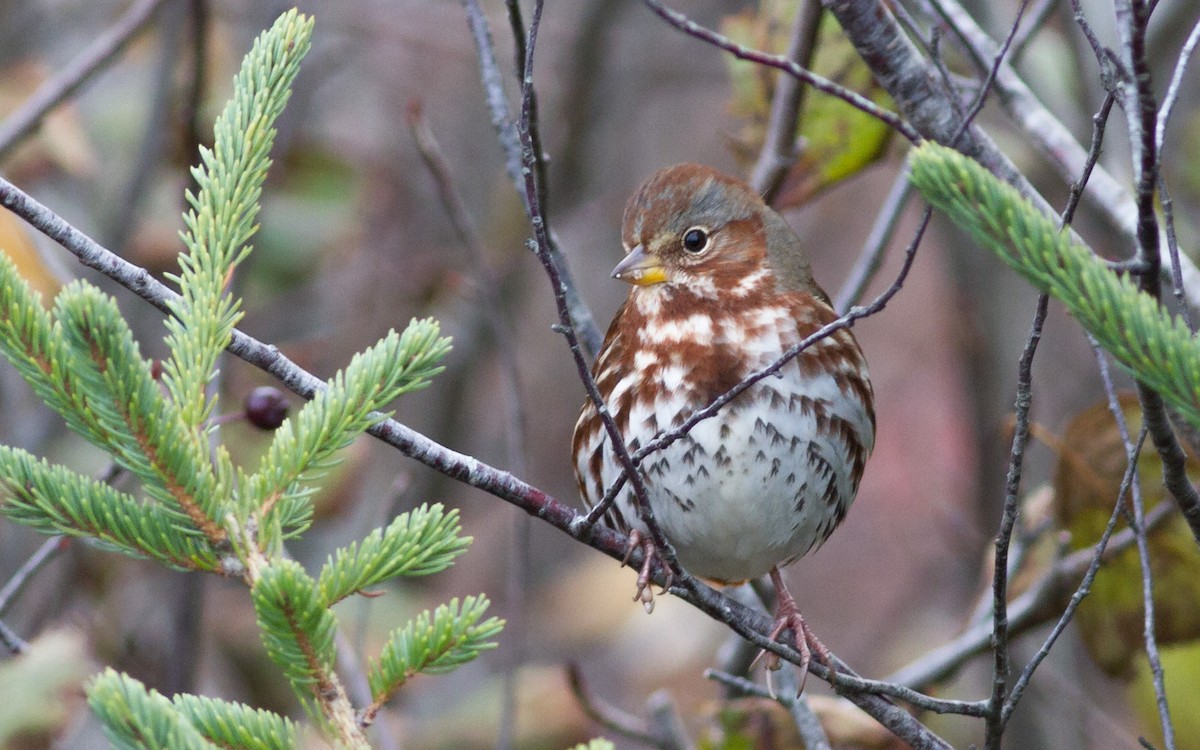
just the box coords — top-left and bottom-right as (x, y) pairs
(245, 386), (289, 430)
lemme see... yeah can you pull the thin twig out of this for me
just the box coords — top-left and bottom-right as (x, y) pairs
(884, 494), (1178, 690)
(0, 0), (167, 159)
(106, 0), (186, 252)
(459, 0), (602, 359)
(502, 0), (552, 222)
(984, 294), (1048, 749)
(907, 0), (1200, 305)
(1115, 5), (1181, 733)
(0, 535), (68, 617)
(1002, 340), (1147, 722)
(565, 664), (673, 747)
(1154, 15), (1200, 155)
(1063, 93), (1116, 228)
(749, 0), (824, 201)
(1158, 176), (1195, 332)
(506, 0), (689, 601)
(0, 618), (29, 655)
(776, 666), (834, 750)
(640, 0), (921, 144)
(945, 0), (1031, 145)
(1067, 0), (1119, 86)
(181, 0), (209, 167)
(834, 169), (914, 313)
(707, 668), (832, 750)
(1009, 0), (1059, 62)
(1118, 0), (1200, 558)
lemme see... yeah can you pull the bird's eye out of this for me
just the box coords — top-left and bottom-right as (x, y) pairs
(681, 227), (709, 254)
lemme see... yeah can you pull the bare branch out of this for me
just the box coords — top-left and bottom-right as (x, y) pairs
(985, 294), (1048, 749)
(0, 0), (167, 159)
(1156, 16), (1200, 152)
(834, 170), (914, 314)
(884, 496), (1178, 690)
(749, 0), (824, 201)
(0, 156), (961, 750)
(567, 665), (688, 749)
(1001, 339), (1146, 723)
(459, 0), (602, 359)
(640, 0), (921, 143)
(0, 536), (68, 618)
(931, 0), (1200, 307)
(707, 668), (831, 750)
(1113, 2), (1179, 741)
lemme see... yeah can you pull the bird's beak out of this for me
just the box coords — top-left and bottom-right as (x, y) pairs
(611, 245), (667, 286)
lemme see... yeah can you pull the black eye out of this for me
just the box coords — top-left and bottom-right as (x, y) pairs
(682, 227), (709, 254)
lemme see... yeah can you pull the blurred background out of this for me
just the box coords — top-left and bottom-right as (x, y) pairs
(1, 0), (1199, 747)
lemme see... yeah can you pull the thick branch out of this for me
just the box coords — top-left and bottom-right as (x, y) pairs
(926, 0), (1200, 306)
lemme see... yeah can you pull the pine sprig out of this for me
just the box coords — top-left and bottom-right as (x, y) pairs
(87, 669), (220, 750)
(367, 596), (503, 707)
(246, 319), (450, 541)
(172, 694), (297, 750)
(163, 10), (314, 428)
(250, 559), (338, 698)
(54, 282), (227, 541)
(316, 503), (471, 605)
(0, 253), (118, 450)
(0, 447), (218, 571)
(908, 142), (1200, 429)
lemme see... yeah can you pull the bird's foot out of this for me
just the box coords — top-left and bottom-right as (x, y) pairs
(621, 529), (672, 613)
(756, 567), (834, 692)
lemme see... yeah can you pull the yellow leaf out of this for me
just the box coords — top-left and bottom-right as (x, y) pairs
(720, 2), (893, 205)
(1054, 393), (1200, 677)
(0, 207), (63, 300)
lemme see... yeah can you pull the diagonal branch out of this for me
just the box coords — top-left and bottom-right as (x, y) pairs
(926, 0), (1200, 306)
(0, 0), (167, 159)
(641, 0), (920, 143)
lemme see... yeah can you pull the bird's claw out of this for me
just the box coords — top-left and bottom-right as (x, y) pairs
(753, 570), (834, 692)
(622, 529), (672, 613)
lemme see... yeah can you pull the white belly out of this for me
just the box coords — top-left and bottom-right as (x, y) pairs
(598, 362), (869, 583)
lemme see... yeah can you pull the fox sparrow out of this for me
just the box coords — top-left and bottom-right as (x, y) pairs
(572, 163), (875, 672)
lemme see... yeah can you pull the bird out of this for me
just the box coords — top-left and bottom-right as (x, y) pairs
(571, 163), (875, 676)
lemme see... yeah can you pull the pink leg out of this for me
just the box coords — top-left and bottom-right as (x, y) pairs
(621, 529), (673, 613)
(764, 566), (834, 689)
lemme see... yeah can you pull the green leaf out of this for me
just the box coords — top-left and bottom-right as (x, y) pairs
(0, 446), (219, 571)
(908, 141), (1200, 430)
(317, 503), (471, 605)
(87, 669), (219, 750)
(172, 694), (297, 750)
(250, 559), (338, 699)
(721, 3), (893, 203)
(163, 9), (314, 428)
(247, 319), (451, 544)
(367, 595), (503, 706)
